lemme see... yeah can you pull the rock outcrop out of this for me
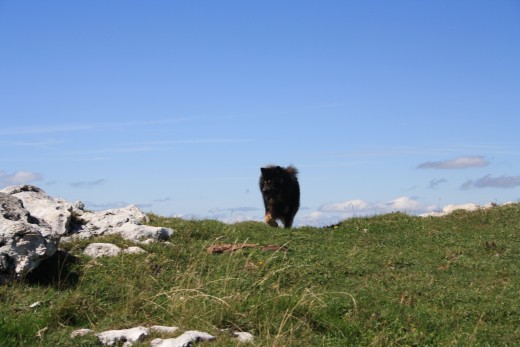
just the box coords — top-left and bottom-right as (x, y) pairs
(0, 185), (173, 281)
(63, 205), (173, 242)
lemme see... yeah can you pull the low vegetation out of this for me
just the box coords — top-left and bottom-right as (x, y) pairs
(1, 203), (519, 346)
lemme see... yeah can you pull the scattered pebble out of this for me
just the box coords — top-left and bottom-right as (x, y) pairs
(150, 325), (179, 334)
(29, 301), (42, 308)
(70, 328), (94, 338)
(233, 331), (254, 343)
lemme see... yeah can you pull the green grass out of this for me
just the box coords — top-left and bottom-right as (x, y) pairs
(1, 203), (519, 346)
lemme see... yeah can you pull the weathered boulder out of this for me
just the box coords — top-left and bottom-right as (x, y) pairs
(0, 192), (57, 279)
(1, 185), (82, 237)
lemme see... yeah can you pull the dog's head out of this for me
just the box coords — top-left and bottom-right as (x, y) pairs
(260, 166), (285, 196)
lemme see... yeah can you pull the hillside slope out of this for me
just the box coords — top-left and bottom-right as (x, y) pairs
(1, 203), (519, 346)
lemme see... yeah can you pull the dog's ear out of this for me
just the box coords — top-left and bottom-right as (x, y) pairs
(261, 167), (267, 176)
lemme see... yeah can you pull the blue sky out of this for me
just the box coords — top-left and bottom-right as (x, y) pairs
(1, 1), (519, 226)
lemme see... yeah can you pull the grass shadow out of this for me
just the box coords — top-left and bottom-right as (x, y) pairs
(23, 250), (80, 289)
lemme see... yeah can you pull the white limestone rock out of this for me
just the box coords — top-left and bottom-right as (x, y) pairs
(0, 192), (57, 277)
(2, 185), (174, 244)
(150, 330), (216, 347)
(150, 325), (179, 334)
(64, 205), (174, 242)
(123, 246), (147, 255)
(0, 185), (174, 282)
(233, 331), (254, 343)
(70, 328), (94, 338)
(96, 326), (149, 346)
(1, 185), (82, 237)
(83, 243), (122, 258)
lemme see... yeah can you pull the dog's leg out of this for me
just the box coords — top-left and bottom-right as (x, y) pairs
(265, 213), (279, 227)
(282, 217), (293, 229)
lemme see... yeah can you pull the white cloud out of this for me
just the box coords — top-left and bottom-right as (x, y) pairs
(207, 206), (263, 224)
(318, 199), (371, 213)
(418, 156), (488, 169)
(0, 170), (42, 186)
(319, 197), (426, 216)
(385, 196), (422, 211)
(298, 196), (437, 227)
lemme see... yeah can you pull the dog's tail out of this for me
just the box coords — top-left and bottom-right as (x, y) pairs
(286, 165), (299, 177)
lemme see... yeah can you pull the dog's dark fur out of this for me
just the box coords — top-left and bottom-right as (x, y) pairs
(259, 165), (300, 228)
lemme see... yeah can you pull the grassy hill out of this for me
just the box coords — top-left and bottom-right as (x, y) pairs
(1, 203), (519, 346)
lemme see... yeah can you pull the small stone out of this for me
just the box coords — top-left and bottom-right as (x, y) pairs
(123, 246), (147, 255)
(150, 325), (179, 334)
(233, 331), (254, 343)
(29, 301), (42, 308)
(83, 243), (122, 258)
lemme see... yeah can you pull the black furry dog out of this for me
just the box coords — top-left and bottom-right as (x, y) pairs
(259, 165), (300, 228)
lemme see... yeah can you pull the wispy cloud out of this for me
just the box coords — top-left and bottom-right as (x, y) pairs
(84, 201), (129, 211)
(0, 124), (95, 136)
(0, 170), (43, 187)
(71, 146), (159, 155)
(140, 139), (253, 145)
(70, 179), (106, 188)
(84, 200), (152, 211)
(418, 156), (489, 169)
(0, 139), (65, 148)
(428, 178), (448, 189)
(153, 197), (172, 203)
(461, 174), (520, 190)
(66, 138), (253, 157)
(0, 118), (192, 136)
